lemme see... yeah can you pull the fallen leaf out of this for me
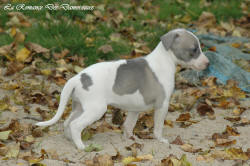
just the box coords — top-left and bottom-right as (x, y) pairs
(196, 103), (214, 116)
(73, 65), (84, 73)
(214, 138), (236, 147)
(212, 133), (228, 141)
(176, 113), (191, 122)
(231, 43), (241, 48)
(0, 146), (8, 156)
(5, 142), (20, 158)
(81, 129), (93, 141)
(110, 33), (121, 42)
(5, 61), (25, 76)
(7, 12), (31, 27)
(180, 143), (202, 153)
(25, 42), (49, 54)
(53, 49), (69, 59)
(122, 154), (153, 165)
(16, 47), (31, 62)
(196, 11), (216, 28)
(0, 130), (12, 140)
(84, 154), (114, 166)
(226, 148), (249, 160)
(164, 120), (173, 127)
(232, 107), (246, 116)
(224, 116), (241, 122)
(224, 125), (240, 136)
(171, 135), (184, 145)
(98, 44), (113, 54)
(24, 135), (35, 143)
(161, 154), (192, 166)
(112, 108), (124, 125)
(208, 46), (216, 52)
(14, 31), (25, 43)
(84, 143), (103, 152)
(32, 127), (43, 137)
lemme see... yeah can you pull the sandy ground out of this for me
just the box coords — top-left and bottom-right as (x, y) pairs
(0, 68), (249, 166)
(0, 83), (249, 166)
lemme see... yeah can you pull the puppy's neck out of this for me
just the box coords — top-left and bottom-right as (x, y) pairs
(146, 42), (178, 69)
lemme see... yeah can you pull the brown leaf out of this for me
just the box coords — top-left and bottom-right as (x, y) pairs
(171, 135), (184, 145)
(125, 143), (144, 151)
(111, 150), (123, 162)
(202, 76), (217, 87)
(224, 125), (240, 136)
(164, 120), (173, 128)
(98, 44), (113, 54)
(0, 146), (8, 156)
(208, 46), (217, 52)
(25, 42), (49, 54)
(232, 107), (246, 116)
(180, 143), (202, 153)
(215, 138), (236, 147)
(176, 113), (191, 122)
(196, 11), (216, 28)
(212, 133), (228, 141)
(231, 43), (241, 48)
(196, 103), (214, 116)
(224, 116), (241, 122)
(161, 154), (192, 166)
(135, 131), (153, 139)
(20, 141), (32, 150)
(111, 108), (124, 125)
(53, 49), (70, 59)
(5, 61), (25, 76)
(84, 154), (114, 166)
(226, 148), (249, 160)
(8, 12), (31, 27)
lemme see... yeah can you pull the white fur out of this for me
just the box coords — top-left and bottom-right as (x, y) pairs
(36, 30), (208, 149)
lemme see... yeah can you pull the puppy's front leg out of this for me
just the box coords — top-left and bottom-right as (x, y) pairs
(154, 106), (169, 144)
(123, 111), (139, 138)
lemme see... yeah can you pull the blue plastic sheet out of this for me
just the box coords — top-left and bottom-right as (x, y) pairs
(180, 34), (250, 92)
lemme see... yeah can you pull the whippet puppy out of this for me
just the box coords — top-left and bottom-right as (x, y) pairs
(36, 29), (209, 149)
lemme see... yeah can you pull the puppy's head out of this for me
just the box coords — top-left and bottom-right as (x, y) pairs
(161, 29), (209, 71)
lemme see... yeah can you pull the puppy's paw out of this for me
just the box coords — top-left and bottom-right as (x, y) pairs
(76, 144), (85, 150)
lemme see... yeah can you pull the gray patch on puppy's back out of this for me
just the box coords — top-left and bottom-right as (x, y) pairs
(113, 58), (165, 108)
(80, 73), (93, 91)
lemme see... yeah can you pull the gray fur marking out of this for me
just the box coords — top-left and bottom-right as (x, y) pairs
(113, 58), (165, 108)
(161, 30), (201, 62)
(80, 73), (93, 91)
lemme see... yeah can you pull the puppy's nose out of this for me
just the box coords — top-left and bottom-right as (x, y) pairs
(205, 61), (210, 68)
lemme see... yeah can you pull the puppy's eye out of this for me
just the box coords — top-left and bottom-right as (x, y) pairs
(193, 47), (198, 52)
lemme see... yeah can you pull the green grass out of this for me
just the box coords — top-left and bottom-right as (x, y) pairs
(0, 0), (247, 66)
(156, 0), (245, 21)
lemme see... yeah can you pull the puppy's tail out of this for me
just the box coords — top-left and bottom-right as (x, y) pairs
(36, 77), (76, 127)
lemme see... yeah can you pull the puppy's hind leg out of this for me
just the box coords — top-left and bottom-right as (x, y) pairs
(64, 100), (83, 141)
(70, 101), (107, 150)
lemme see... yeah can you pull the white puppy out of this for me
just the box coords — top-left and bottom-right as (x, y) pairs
(36, 29), (209, 149)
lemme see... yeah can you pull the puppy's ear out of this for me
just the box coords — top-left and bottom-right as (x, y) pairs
(160, 32), (179, 50)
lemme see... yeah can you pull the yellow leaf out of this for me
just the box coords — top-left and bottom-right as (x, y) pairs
(74, 65), (83, 73)
(24, 135), (35, 143)
(16, 47), (31, 62)
(0, 130), (12, 140)
(10, 27), (17, 37)
(122, 156), (136, 165)
(41, 69), (52, 76)
(6, 142), (20, 158)
(137, 154), (153, 161)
